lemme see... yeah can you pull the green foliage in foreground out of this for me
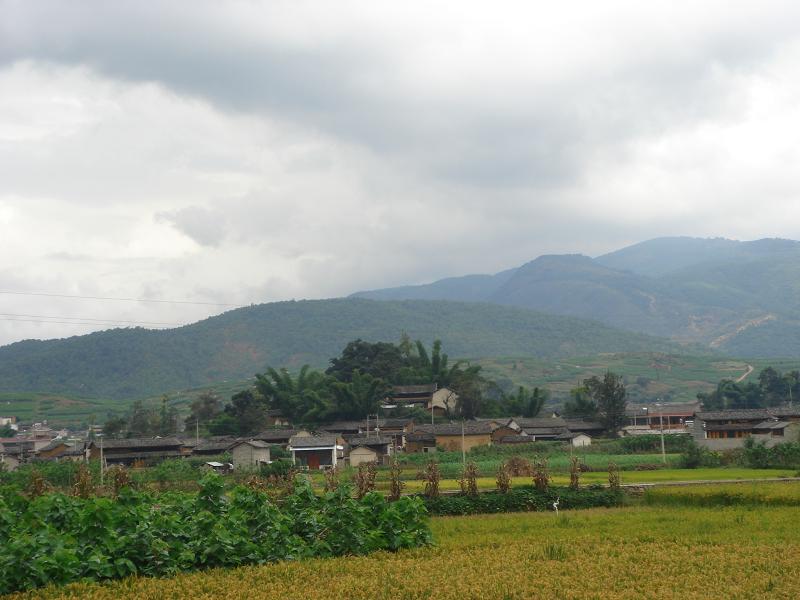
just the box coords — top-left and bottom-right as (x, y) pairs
(0, 473), (431, 594)
(423, 485), (623, 516)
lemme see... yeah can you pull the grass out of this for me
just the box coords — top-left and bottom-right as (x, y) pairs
(11, 482), (800, 599)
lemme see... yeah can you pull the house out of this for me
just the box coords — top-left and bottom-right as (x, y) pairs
(385, 384), (458, 416)
(407, 421), (514, 453)
(694, 408), (800, 449)
(347, 435), (392, 467)
(253, 428), (310, 448)
(87, 437), (185, 466)
(625, 402), (699, 433)
(192, 437), (237, 456)
(0, 416), (17, 431)
(230, 440), (271, 469)
(515, 417), (570, 440)
(556, 431), (592, 447)
(288, 435), (344, 469)
(405, 431), (437, 453)
(36, 440), (85, 461)
(563, 419), (605, 436)
(0, 452), (19, 471)
(266, 409), (291, 427)
(0, 437), (36, 460)
(321, 418), (414, 450)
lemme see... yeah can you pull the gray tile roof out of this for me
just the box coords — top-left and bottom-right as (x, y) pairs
(289, 435), (339, 448)
(91, 437), (184, 450)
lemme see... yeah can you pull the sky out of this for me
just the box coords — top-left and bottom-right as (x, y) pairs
(2, 0), (800, 346)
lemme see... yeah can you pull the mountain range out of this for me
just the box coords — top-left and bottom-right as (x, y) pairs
(354, 237), (800, 355)
(1, 236), (798, 402)
(0, 298), (684, 399)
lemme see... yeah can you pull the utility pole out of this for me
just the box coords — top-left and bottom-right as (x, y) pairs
(99, 434), (105, 486)
(461, 419), (466, 467)
(657, 401), (666, 464)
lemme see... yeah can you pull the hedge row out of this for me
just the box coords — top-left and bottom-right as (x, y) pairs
(422, 485), (624, 516)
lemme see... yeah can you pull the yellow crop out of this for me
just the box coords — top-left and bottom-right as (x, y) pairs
(9, 496), (800, 599)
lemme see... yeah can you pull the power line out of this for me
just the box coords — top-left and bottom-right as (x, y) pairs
(0, 313), (182, 326)
(0, 290), (245, 307)
(0, 317), (172, 328)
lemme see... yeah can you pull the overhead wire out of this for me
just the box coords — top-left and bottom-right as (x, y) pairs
(0, 290), (245, 307)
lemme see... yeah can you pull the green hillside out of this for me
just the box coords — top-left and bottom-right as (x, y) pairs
(0, 298), (691, 401)
(477, 353), (800, 404)
(354, 237), (800, 355)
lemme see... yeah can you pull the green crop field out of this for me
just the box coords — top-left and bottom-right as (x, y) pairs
(12, 481), (800, 599)
(478, 352), (800, 403)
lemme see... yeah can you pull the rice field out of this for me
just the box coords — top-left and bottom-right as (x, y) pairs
(9, 482), (800, 599)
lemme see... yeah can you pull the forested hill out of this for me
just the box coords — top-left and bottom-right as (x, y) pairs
(0, 298), (690, 400)
(353, 237), (800, 356)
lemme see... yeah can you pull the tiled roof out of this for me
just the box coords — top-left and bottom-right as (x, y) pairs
(90, 437), (183, 450)
(347, 435), (392, 448)
(414, 421), (496, 436)
(515, 417), (567, 428)
(289, 435), (339, 448)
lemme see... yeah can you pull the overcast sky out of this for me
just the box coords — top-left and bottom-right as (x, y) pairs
(2, 0), (800, 345)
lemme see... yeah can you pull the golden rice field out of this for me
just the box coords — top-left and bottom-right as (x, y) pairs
(9, 482), (800, 600)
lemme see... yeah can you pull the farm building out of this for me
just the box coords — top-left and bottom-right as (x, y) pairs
(253, 428), (310, 448)
(87, 437), (185, 466)
(407, 421), (516, 453)
(555, 431), (592, 447)
(192, 437), (237, 456)
(694, 408), (800, 450)
(230, 440), (271, 469)
(347, 435), (392, 467)
(385, 384), (458, 416)
(288, 435), (344, 469)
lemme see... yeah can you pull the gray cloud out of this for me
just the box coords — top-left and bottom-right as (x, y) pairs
(2, 1), (800, 345)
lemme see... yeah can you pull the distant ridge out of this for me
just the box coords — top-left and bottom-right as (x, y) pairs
(0, 298), (689, 400)
(353, 236), (800, 355)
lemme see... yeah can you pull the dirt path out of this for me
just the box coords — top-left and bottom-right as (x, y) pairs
(735, 363), (754, 383)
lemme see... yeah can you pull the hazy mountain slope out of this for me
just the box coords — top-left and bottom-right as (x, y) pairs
(349, 237), (800, 354)
(596, 237), (800, 277)
(352, 268), (517, 302)
(0, 298), (688, 400)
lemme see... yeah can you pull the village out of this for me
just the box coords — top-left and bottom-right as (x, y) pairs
(3, 382), (798, 474)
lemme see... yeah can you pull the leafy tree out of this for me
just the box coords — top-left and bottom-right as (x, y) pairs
(563, 387), (598, 419)
(207, 413), (241, 436)
(503, 386), (547, 418)
(185, 391), (222, 431)
(102, 417), (127, 438)
(584, 372), (627, 434)
(329, 370), (391, 421)
(128, 400), (157, 437)
(326, 339), (407, 382)
(0, 424), (16, 437)
(698, 379), (763, 410)
(255, 365), (331, 423)
(450, 365), (487, 420)
(220, 389), (269, 435)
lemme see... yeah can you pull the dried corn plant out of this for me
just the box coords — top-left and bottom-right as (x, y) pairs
(608, 461), (621, 490)
(388, 460), (405, 501)
(533, 457), (549, 492)
(459, 461), (479, 496)
(73, 463), (95, 499)
(496, 461), (511, 494)
(324, 465), (340, 493)
(506, 456), (533, 477)
(353, 462), (377, 499)
(423, 460), (441, 499)
(108, 465), (131, 497)
(569, 456), (580, 490)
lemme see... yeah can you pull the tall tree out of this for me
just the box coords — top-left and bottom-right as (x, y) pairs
(255, 365), (331, 423)
(185, 391), (222, 430)
(217, 389), (269, 435)
(329, 370), (391, 420)
(326, 340), (407, 382)
(503, 386), (547, 418)
(563, 387), (598, 419)
(583, 372), (627, 434)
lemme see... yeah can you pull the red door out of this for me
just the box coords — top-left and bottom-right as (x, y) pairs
(307, 453), (320, 469)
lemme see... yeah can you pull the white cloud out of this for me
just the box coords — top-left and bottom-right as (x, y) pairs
(1, 1), (800, 344)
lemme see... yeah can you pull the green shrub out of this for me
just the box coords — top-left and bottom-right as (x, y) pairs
(0, 473), (431, 594)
